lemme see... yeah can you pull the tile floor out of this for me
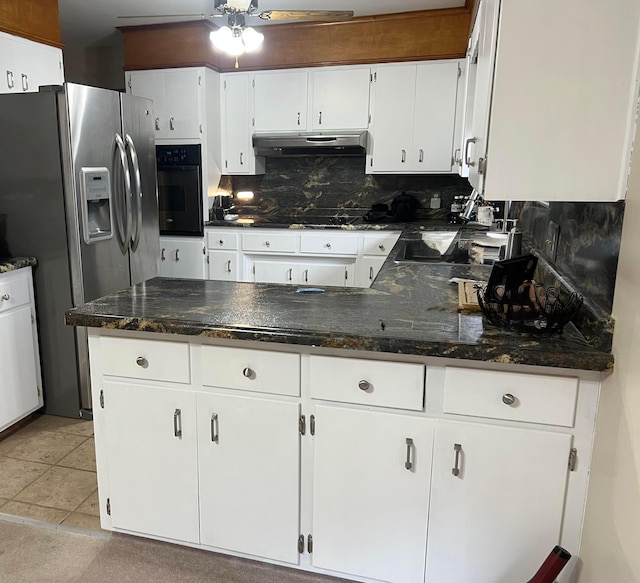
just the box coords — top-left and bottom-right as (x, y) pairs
(0, 414), (103, 531)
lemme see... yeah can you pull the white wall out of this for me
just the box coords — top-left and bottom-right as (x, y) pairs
(578, 104), (640, 580)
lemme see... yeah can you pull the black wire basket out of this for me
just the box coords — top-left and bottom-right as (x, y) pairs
(477, 281), (583, 334)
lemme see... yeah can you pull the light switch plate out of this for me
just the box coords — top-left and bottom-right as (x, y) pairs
(545, 220), (560, 261)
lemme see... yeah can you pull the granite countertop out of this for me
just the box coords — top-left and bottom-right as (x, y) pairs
(65, 226), (614, 372)
(0, 257), (37, 273)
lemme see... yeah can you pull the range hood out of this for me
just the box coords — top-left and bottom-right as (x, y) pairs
(253, 131), (368, 157)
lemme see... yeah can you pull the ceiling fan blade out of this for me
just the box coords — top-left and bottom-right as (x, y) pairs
(117, 13), (223, 19)
(257, 10), (354, 22)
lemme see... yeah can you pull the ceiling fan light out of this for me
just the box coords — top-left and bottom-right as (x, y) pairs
(210, 26), (232, 51)
(241, 27), (264, 52)
(210, 26), (246, 56)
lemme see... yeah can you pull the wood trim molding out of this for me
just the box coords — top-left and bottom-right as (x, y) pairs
(122, 6), (473, 72)
(0, 0), (62, 47)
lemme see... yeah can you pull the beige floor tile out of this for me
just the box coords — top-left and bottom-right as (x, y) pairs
(76, 489), (100, 517)
(2, 430), (86, 465)
(61, 512), (104, 532)
(15, 466), (98, 511)
(1, 500), (69, 524)
(0, 457), (50, 499)
(57, 438), (96, 472)
(28, 415), (94, 437)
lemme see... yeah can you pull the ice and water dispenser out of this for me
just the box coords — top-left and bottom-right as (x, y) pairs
(80, 167), (113, 244)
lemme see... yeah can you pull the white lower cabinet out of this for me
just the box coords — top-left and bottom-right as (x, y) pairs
(312, 404), (434, 583)
(251, 258), (353, 286)
(159, 236), (207, 278)
(207, 250), (238, 280)
(197, 393), (300, 563)
(103, 380), (199, 543)
(425, 421), (572, 583)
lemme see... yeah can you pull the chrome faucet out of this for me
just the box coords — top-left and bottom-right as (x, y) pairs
(459, 189), (483, 222)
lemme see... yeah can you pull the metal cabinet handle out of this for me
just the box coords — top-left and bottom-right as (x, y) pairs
(297, 112), (301, 126)
(418, 149), (424, 163)
(243, 367), (254, 379)
(369, 266), (374, 281)
(325, 243), (331, 249)
(378, 244), (385, 251)
(21, 73), (28, 91)
(173, 409), (182, 438)
(175, 249), (180, 262)
(454, 148), (462, 165)
(210, 413), (219, 443)
(136, 356), (148, 368)
(240, 152), (244, 165)
(502, 393), (516, 406)
(405, 438), (414, 470)
(358, 380), (370, 391)
(303, 269), (308, 282)
(264, 240), (270, 247)
(452, 443), (462, 476)
(161, 248), (166, 261)
(1, 293), (9, 301)
(169, 117), (175, 131)
(226, 260), (232, 273)
(155, 117), (160, 131)
(218, 239), (224, 246)
(287, 268), (292, 281)
(464, 137), (477, 167)
(199, 124), (203, 134)
(6, 70), (14, 89)
(318, 111), (322, 125)
(401, 149), (406, 163)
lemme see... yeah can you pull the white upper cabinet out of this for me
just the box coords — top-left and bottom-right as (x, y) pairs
(367, 61), (461, 174)
(127, 68), (203, 140)
(253, 70), (308, 132)
(0, 32), (64, 94)
(311, 68), (371, 131)
(252, 66), (371, 133)
(463, 0), (640, 201)
(221, 73), (265, 175)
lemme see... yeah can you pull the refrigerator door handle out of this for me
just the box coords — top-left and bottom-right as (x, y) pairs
(112, 134), (132, 254)
(125, 134), (143, 252)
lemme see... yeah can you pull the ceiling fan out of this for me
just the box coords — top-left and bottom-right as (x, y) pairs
(117, 0), (354, 25)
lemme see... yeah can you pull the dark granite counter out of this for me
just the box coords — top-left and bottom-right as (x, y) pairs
(0, 257), (37, 273)
(65, 225), (613, 372)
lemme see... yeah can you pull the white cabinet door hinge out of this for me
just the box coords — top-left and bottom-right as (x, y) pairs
(106, 498), (111, 515)
(568, 448), (577, 472)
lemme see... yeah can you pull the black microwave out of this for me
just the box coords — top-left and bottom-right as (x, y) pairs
(156, 145), (203, 236)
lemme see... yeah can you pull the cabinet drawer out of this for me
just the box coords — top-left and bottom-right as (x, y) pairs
(310, 356), (424, 410)
(443, 367), (578, 427)
(101, 337), (190, 384)
(361, 233), (400, 256)
(300, 233), (358, 256)
(206, 231), (238, 250)
(242, 232), (297, 254)
(202, 346), (300, 396)
(0, 272), (30, 313)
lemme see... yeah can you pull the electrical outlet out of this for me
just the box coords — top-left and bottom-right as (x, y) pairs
(545, 220), (560, 261)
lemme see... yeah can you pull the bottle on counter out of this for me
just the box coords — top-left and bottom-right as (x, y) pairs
(525, 546), (571, 583)
(448, 195), (468, 224)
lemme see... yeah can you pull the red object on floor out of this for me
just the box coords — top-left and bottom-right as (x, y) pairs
(526, 546), (572, 583)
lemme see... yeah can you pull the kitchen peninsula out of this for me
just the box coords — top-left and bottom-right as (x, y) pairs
(66, 224), (610, 583)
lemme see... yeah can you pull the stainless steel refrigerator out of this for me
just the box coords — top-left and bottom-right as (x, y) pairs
(0, 83), (159, 418)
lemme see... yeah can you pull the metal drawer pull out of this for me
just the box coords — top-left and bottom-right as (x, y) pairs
(218, 239), (224, 245)
(287, 268), (292, 281)
(175, 249), (180, 261)
(169, 117), (175, 130)
(1, 293), (9, 301)
(378, 244), (385, 251)
(401, 149), (406, 163)
(303, 269), (308, 282)
(210, 413), (219, 443)
(240, 152), (244, 165)
(452, 443), (462, 477)
(243, 367), (254, 379)
(161, 248), (166, 261)
(358, 380), (370, 392)
(264, 241), (270, 247)
(418, 149), (424, 163)
(173, 409), (182, 438)
(154, 118), (160, 130)
(325, 243), (331, 249)
(405, 438), (414, 470)
(369, 266), (374, 280)
(502, 393), (516, 406)
(297, 112), (301, 125)
(464, 137), (477, 167)
(318, 111), (322, 125)
(226, 260), (232, 273)
(136, 356), (148, 368)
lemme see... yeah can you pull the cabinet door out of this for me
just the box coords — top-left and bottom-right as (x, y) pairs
(298, 262), (351, 287)
(208, 250), (239, 281)
(368, 65), (416, 172)
(128, 71), (166, 139)
(222, 74), (253, 173)
(311, 68), (371, 130)
(253, 71), (308, 132)
(198, 393), (300, 563)
(312, 405), (434, 583)
(172, 238), (207, 279)
(425, 421), (571, 583)
(0, 33), (18, 93)
(355, 256), (386, 288)
(164, 69), (202, 139)
(252, 259), (297, 284)
(0, 306), (40, 431)
(413, 62), (459, 172)
(103, 381), (199, 543)
(17, 38), (64, 92)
